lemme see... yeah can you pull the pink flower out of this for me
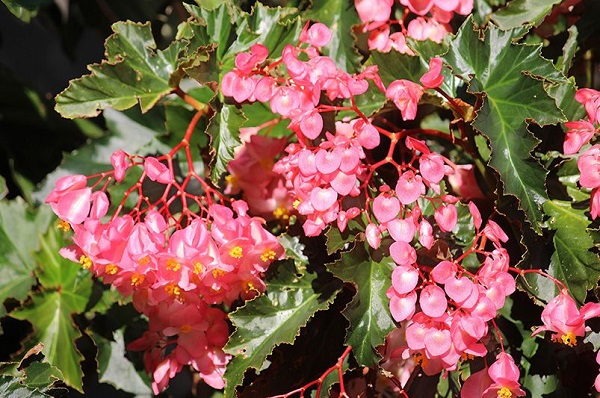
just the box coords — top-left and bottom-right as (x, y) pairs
(591, 188), (600, 219)
(144, 157), (173, 184)
(575, 88), (600, 124)
(300, 22), (332, 47)
(355, 0), (393, 27)
(484, 352), (525, 398)
(46, 174), (92, 225)
(563, 119), (596, 155)
(419, 284), (447, 318)
(578, 145), (600, 189)
(372, 195), (400, 223)
(366, 223), (382, 249)
(110, 149), (130, 182)
(434, 204), (457, 232)
(386, 79), (423, 120)
(532, 289), (600, 346)
(234, 44), (268, 74)
(406, 17), (449, 43)
(420, 57), (444, 89)
(400, 0), (434, 15)
(395, 170), (425, 205)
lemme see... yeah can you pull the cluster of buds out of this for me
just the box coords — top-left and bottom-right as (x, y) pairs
(46, 144), (283, 393)
(355, 0), (473, 54)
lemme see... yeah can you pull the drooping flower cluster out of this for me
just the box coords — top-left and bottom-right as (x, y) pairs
(355, 0), (473, 54)
(563, 88), (600, 218)
(273, 121), (372, 236)
(46, 149), (283, 393)
(385, 199), (517, 376)
(221, 24), (449, 238)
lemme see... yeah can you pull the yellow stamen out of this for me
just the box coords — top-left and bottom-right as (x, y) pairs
(293, 199), (301, 209)
(105, 264), (118, 275)
(137, 256), (151, 266)
(497, 387), (512, 398)
(212, 269), (226, 278)
(243, 280), (256, 293)
(180, 324), (192, 333)
(165, 258), (181, 272)
(131, 273), (145, 287)
(57, 220), (71, 232)
(164, 283), (182, 298)
(273, 206), (290, 221)
(229, 246), (243, 259)
(193, 262), (204, 275)
(225, 174), (238, 190)
(79, 255), (92, 270)
(561, 332), (577, 347)
(413, 352), (428, 367)
(260, 249), (277, 262)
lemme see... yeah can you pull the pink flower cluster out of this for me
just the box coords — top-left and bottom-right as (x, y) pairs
(46, 170), (283, 393)
(356, 0), (472, 54)
(364, 136), (455, 251)
(385, 201), (517, 376)
(564, 88), (600, 218)
(225, 133), (294, 221)
(221, 23), (384, 142)
(273, 120), (373, 236)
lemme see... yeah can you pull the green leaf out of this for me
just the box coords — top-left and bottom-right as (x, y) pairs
(230, 3), (302, 60)
(325, 217), (364, 255)
(0, 375), (50, 397)
(1, 0), (49, 22)
(224, 262), (340, 397)
(557, 158), (589, 202)
(55, 21), (186, 118)
(11, 227), (93, 392)
(328, 243), (395, 367)
(94, 329), (152, 395)
(33, 107), (167, 204)
(491, 0), (563, 29)
(0, 176), (6, 201)
(444, 18), (566, 233)
(558, 25), (579, 76)
(543, 200), (600, 303)
(0, 198), (52, 318)
(207, 104), (246, 183)
(278, 234), (309, 267)
(241, 102), (291, 138)
(22, 362), (64, 392)
(305, 0), (362, 73)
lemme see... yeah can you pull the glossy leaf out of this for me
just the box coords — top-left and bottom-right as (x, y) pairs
(94, 329), (152, 395)
(0, 375), (50, 398)
(1, 0), (47, 22)
(33, 107), (167, 203)
(491, 0), (563, 29)
(11, 227), (93, 392)
(55, 22), (187, 118)
(207, 104), (246, 183)
(223, 262), (340, 397)
(543, 200), (600, 303)
(0, 198), (52, 318)
(328, 243), (395, 367)
(305, 0), (362, 73)
(22, 362), (64, 392)
(444, 18), (566, 233)
(325, 217), (364, 255)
